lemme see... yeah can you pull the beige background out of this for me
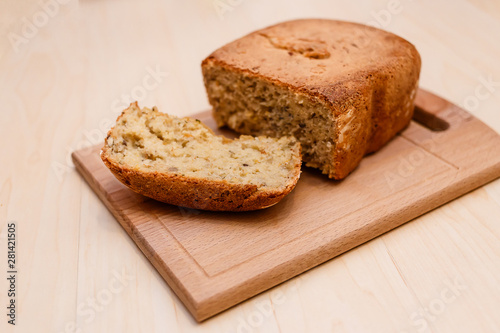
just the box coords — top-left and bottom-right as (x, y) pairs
(1, 0), (500, 332)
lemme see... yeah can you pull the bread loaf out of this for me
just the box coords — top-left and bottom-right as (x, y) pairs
(202, 19), (421, 179)
(101, 103), (302, 211)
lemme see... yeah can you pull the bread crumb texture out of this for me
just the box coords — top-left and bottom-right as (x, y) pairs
(101, 103), (302, 211)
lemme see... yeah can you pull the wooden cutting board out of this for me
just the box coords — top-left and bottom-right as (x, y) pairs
(72, 89), (500, 322)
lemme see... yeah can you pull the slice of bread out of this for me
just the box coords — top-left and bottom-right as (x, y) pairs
(202, 19), (421, 179)
(101, 102), (302, 211)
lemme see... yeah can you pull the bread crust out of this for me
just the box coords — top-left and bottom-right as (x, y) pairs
(202, 19), (421, 179)
(101, 103), (302, 212)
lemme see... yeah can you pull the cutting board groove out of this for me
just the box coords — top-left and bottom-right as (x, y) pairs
(72, 89), (500, 321)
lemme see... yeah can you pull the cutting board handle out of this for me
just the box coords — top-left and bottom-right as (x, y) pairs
(413, 88), (472, 131)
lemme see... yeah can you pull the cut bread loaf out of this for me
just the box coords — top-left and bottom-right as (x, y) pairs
(202, 19), (421, 179)
(101, 102), (302, 211)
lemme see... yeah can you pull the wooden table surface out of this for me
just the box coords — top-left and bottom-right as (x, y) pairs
(1, 1), (500, 332)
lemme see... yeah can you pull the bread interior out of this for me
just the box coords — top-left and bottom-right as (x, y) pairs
(203, 64), (336, 176)
(104, 104), (300, 190)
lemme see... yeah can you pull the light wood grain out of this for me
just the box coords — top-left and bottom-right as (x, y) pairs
(2, 0), (500, 332)
(72, 89), (500, 321)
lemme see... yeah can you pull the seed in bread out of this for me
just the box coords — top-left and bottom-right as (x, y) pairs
(202, 19), (421, 179)
(101, 102), (302, 211)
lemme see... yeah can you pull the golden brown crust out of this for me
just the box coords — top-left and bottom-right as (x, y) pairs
(100, 103), (302, 212)
(202, 19), (421, 179)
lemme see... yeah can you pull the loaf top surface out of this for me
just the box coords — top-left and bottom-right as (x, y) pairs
(202, 19), (421, 105)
